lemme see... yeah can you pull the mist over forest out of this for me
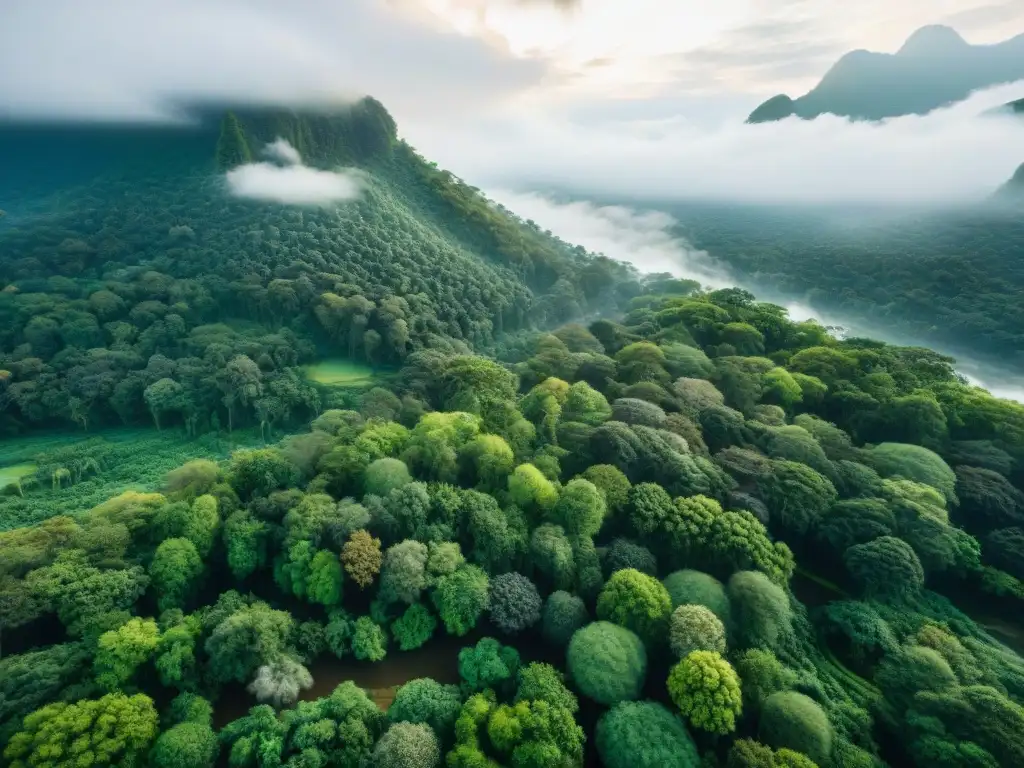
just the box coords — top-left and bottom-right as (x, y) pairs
(3, 5), (1024, 768)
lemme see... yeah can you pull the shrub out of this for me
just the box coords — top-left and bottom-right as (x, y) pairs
(567, 622), (647, 705)
(759, 691), (833, 764)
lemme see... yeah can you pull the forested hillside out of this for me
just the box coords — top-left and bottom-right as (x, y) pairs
(629, 201), (1024, 371)
(4, 281), (1024, 768)
(0, 99), (634, 437)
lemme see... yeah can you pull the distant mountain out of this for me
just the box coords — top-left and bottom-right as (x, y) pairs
(747, 25), (1024, 123)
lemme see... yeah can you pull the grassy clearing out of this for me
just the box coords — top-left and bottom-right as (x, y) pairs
(304, 359), (377, 387)
(0, 463), (36, 490)
(0, 427), (265, 531)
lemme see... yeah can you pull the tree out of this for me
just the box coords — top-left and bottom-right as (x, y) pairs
(389, 678), (463, 745)
(868, 443), (957, 505)
(566, 621), (647, 705)
(487, 572), (542, 635)
(530, 524), (576, 591)
(844, 536), (925, 600)
(151, 538), (203, 611)
(380, 540), (429, 605)
(391, 602), (437, 651)
(757, 460), (837, 535)
(343, 529), (383, 588)
(734, 649), (796, 712)
(580, 464), (631, 515)
(352, 616), (388, 661)
(365, 458), (413, 497)
(204, 603), (293, 684)
(670, 605), (726, 659)
(553, 478), (607, 537)
(728, 571), (792, 650)
(94, 617), (160, 690)
(605, 539), (658, 576)
(662, 570), (731, 626)
(759, 691), (833, 765)
(668, 650), (742, 735)
(596, 701), (700, 768)
(431, 564), (489, 636)
(216, 111), (252, 170)
(458, 637), (520, 694)
(955, 466), (1024, 533)
(596, 568), (672, 644)
(4, 693), (159, 768)
(247, 655), (313, 707)
(144, 377), (187, 430)
(306, 550), (344, 606)
(541, 590), (588, 648)
(515, 663), (578, 713)
(508, 463), (558, 517)
(149, 722), (219, 768)
(370, 722), (440, 768)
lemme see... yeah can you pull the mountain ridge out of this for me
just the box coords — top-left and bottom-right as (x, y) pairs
(746, 25), (1024, 123)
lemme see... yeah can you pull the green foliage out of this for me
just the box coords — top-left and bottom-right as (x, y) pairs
(868, 443), (957, 505)
(596, 567), (673, 644)
(352, 616), (389, 661)
(670, 604), (727, 659)
(391, 603), (438, 651)
(94, 617), (160, 690)
(389, 678), (463, 744)
(149, 722), (219, 768)
(371, 722), (440, 768)
(757, 460), (837, 535)
(580, 464), (632, 515)
(365, 458), (413, 497)
(204, 602), (293, 683)
(431, 564), (489, 636)
(567, 621), (647, 705)
(596, 701), (700, 768)
(488, 572), (542, 634)
(663, 569), (732, 625)
(553, 478), (607, 537)
(668, 650), (743, 735)
(151, 537), (203, 610)
(844, 535), (925, 600)
(728, 571), (793, 650)
(4, 693), (159, 768)
(458, 637), (521, 694)
(541, 590), (589, 647)
(605, 538), (658, 576)
(515, 663), (578, 713)
(734, 649), (796, 712)
(758, 692), (833, 765)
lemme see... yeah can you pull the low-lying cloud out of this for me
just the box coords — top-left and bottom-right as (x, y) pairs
(490, 189), (732, 287)
(262, 137), (303, 166)
(411, 81), (1024, 205)
(226, 140), (363, 205)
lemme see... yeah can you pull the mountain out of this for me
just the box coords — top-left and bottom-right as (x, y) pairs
(0, 99), (638, 436)
(747, 25), (1024, 123)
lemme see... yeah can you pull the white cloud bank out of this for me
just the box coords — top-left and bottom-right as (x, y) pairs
(226, 139), (363, 205)
(410, 81), (1024, 206)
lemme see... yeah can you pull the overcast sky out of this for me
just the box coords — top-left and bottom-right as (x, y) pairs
(1, 0), (1023, 205)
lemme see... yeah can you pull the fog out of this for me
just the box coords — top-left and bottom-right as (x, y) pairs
(226, 139), (363, 205)
(416, 82), (1024, 206)
(492, 190), (1024, 403)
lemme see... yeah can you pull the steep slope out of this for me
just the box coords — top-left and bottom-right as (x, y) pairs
(747, 25), (1024, 123)
(0, 99), (636, 436)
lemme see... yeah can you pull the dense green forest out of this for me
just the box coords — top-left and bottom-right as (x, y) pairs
(628, 202), (1024, 371)
(4, 99), (1024, 768)
(0, 99), (635, 438)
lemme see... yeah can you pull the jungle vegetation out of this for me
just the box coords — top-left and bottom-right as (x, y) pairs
(3, 100), (1024, 768)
